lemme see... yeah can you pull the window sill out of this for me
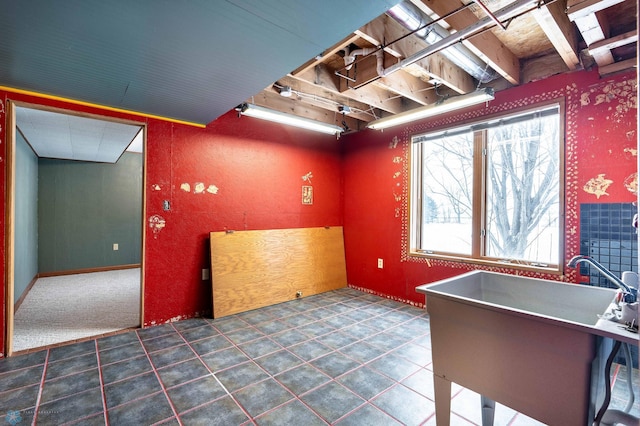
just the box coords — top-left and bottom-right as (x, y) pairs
(409, 250), (562, 275)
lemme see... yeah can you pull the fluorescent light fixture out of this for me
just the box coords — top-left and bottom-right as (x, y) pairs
(367, 87), (495, 130)
(239, 103), (343, 136)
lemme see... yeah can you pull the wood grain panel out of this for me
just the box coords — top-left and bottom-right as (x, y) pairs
(210, 227), (347, 318)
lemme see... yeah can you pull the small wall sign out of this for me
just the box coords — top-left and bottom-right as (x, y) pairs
(302, 185), (313, 205)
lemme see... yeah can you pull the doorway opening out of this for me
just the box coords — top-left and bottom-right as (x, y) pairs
(5, 101), (146, 355)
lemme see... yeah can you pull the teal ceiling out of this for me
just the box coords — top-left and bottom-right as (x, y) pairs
(0, 0), (398, 125)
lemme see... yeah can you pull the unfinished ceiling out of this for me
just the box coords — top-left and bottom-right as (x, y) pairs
(253, 0), (637, 133)
(0, 0), (637, 134)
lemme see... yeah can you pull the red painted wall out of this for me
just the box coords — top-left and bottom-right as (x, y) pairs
(1, 68), (636, 355)
(341, 68), (638, 306)
(0, 94), (342, 354)
(143, 114), (343, 325)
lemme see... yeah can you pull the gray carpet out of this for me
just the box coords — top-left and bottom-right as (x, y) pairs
(13, 268), (141, 352)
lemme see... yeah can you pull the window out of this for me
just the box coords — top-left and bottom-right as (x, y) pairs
(409, 103), (563, 270)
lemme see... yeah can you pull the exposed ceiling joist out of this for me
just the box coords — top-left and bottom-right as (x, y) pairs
(292, 34), (362, 78)
(588, 29), (638, 56)
(247, 0), (636, 131)
(271, 76), (376, 122)
(293, 66), (411, 115)
(597, 57), (638, 75)
(567, 0), (625, 67)
(566, 0), (626, 19)
(532, 0), (580, 70)
(410, 0), (521, 85)
(377, 72), (439, 105)
(250, 90), (361, 131)
(355, 15), (476, 94)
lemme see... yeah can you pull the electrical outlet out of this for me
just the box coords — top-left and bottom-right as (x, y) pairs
(113, 243), (119, 251)
(377, 258), (383, 269)
(202, 268), (210, 281)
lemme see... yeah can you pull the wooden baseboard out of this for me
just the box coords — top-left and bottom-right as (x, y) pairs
(37, 264), (141, 278)
(14, 275), (39, 313)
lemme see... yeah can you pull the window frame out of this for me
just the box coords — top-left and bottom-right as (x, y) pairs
(408, 99), (566, 273)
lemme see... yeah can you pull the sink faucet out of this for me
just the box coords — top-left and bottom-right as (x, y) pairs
(567, 255), (636, 302)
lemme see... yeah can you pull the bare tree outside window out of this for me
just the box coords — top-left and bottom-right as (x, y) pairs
(486, 115), (560, 263)
(420, 131), (474, 254)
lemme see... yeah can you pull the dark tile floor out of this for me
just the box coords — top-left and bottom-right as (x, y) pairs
(1, 287), (638, 425)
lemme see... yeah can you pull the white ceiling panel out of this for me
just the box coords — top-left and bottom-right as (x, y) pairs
(16, 107), (143, 163)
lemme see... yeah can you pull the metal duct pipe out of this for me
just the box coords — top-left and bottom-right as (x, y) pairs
(343, 47), (384, 77)
(382, 0), (538, 78)
(387, 1), (499, 83)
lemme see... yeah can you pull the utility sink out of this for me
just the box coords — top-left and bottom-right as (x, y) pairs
(420, 270), (617, 327)
(416, 270), (637, 426)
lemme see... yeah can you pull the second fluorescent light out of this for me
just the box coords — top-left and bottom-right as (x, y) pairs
(367, 87), (495, 130)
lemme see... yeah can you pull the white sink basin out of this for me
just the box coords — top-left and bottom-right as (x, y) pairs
(417, 270), (617, 327)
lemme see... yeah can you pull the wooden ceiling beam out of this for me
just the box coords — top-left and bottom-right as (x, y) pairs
(412, 0), (520, 85)
(355, 15), (475, 94)
(566, 0), (626, 66)
(571, 11), (614, 65)
(596, 56), (638, 75)
(270, 75), (376, 122)
(566, 0), (626, 20)
(589, 29), (638, 56)
(292, 64), (410, 114)
(333, 48), (439, 105)
(249, 90), (361, 130)
(377, 71), (438, 105)
(532, 0), (580, 70)
(291, 33), (361, 77)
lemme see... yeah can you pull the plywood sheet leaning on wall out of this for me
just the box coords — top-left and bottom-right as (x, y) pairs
(210, 227), (347, 318)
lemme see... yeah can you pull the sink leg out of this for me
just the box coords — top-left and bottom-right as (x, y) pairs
(434, 374), (452, 426)
(481, 395), (495, 426)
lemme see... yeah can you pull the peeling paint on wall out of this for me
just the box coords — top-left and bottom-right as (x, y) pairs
(624, 173), (638, 195)
(583, 174), (613, 199)
(389, 136), (398, 149)
(148, 214), (166, 238)
(181, 182), (219, 194)
(151, 184), (161, 191)
(580, 78), (638, 123)
(194, 182), (205, 194)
